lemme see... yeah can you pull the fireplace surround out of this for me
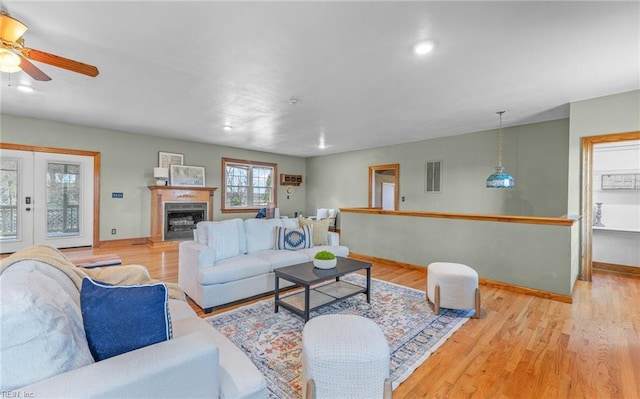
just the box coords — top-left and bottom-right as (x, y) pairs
(148, 186), (217, 247)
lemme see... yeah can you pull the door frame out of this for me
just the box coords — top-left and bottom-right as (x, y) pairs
(0, 143), (101, 248)
(580, 130), (640, 282)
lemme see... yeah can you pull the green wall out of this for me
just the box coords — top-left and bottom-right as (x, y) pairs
(2, 89), (636, 294)
(567, 89), (640, 283)
(303, 118), (574, 296)
(341, 212), (577, 296)
(0, 114), (306, 242)
(568, 90), (640, 215)
(305, 118), (570, 220)
(0, 113), (571, 244)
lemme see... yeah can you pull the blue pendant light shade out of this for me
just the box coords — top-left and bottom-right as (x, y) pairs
(486, 166), (515, 188)
(486, 110), (515, 188)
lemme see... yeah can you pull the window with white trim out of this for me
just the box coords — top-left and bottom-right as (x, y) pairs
(221, 158), (277, 212)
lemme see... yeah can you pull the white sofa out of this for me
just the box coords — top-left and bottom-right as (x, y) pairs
(0, 258), (267, 399)
(179, 217), (349, 313)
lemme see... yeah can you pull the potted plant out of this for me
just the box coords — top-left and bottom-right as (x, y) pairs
(313, 250), (337, 269)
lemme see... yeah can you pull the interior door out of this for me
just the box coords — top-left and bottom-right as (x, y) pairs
(0, 149), (94, 253)
(382, 182), (395, 210)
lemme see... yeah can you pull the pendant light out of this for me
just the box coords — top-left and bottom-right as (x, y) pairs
(486, 110), (515, 188)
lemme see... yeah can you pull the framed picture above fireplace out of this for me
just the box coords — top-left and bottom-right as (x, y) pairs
(158, 151), (184, 169)
(170, 165), (206, 187)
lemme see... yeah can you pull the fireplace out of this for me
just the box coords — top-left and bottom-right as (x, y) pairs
(164, 202), (207, 241)
(148, 186), (217, 247)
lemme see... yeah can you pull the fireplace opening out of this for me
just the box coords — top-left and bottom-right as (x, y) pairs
(164, 202), (207, 241)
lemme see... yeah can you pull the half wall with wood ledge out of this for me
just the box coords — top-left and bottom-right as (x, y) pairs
(340, 208), (581, 302)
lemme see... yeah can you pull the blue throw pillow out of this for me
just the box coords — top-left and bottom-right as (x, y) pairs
(80, 277), (172, 361)
(273, 225), (313, 250)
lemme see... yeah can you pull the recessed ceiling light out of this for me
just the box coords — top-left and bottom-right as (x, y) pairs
(223, 125), (233, 131)
(16, 84), (34, 93)
(319, 135), (326, 149)
(413, 40), (435, 56)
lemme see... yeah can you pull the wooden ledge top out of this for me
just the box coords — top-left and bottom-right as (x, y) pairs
(339, 208), (580, 227)
(148, 186), (217, 192)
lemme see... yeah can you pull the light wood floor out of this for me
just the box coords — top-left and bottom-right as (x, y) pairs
(59, 244), (640, 399)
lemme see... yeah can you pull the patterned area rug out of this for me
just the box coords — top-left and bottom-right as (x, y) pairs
(206, 274), (473, 399)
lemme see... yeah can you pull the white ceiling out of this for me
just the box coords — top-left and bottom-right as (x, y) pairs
(1, 1), (638, 158)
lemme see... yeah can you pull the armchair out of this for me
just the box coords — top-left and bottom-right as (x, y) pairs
(309, 208), (338, 231)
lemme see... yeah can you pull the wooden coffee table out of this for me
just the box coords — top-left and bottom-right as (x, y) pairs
(274, 257), (371, 321)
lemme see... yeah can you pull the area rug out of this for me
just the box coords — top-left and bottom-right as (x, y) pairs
(206, 274), (473, 399)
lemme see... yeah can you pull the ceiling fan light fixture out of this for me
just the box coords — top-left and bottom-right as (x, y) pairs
(0, 12), (28, 42)
(0, 48), (21, 73)
(0, 12), (98, 81)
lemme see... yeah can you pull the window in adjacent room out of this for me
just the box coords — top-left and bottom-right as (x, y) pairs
(222, 158), (277, 212)
(425, 160), (442, 193)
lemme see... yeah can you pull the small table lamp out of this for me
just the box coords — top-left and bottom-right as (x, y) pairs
(153, 167), (169, 186)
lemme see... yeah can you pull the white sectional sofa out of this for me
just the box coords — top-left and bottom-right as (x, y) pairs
(1, 254), (267, 399)
(179, 217), (349, 313)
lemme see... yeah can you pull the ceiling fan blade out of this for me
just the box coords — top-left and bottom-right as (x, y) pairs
(18, 54), (51, 81)
(22, 47), (99, 77)
(0, 12), (28, 42)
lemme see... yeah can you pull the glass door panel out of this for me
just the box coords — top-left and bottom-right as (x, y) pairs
(0, 150), (34, 253)
(1, 158), (19, 240)
(34, 152), (93, 248)
(46, 162), (81, 238)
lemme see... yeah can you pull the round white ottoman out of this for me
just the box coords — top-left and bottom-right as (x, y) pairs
(302, 314), (391, 399)
(426, 262), (481, 318)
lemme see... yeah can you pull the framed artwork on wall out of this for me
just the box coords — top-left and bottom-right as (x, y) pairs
(158, 151), (184, 169)
(170, 165), (205, 187)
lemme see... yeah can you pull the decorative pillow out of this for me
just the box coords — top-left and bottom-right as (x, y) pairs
(80, 278), (172, 361)
(281, 217), (299, 228)
(0, 263), (95, 391)
(298, 216), (330, 246)
(244, 218), (283, 253)
(207, 219), (243, 262)
(273, 226), (313, 251)
(196, 221), (211, 245)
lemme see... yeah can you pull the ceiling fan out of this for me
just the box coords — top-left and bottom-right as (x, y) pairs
(0, 10), (99, 81)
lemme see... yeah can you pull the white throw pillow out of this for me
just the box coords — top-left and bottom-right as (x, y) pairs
(1, 264), (95, 390)
(244, 218), (283, 253)
(281, 218), (299, 228)
(196, 221), (214, 245)
(207, 219), (245, 261)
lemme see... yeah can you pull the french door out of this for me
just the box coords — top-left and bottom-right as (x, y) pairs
(0, 149), (94, 253)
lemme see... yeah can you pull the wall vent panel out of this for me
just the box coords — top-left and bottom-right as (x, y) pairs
(425, 160), (442, 193)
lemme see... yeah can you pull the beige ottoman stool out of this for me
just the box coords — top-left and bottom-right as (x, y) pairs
(302, 314), (392, 399)
(426, 262), (481, 318)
